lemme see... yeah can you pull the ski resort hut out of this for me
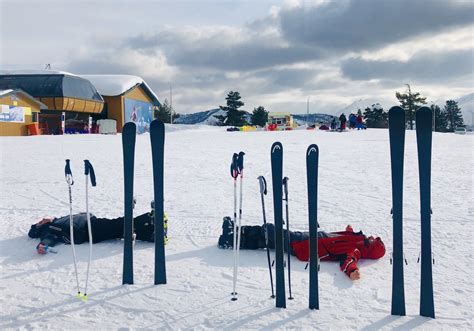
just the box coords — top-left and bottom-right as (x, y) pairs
(81, 75), (160, 134)
(0, 70), (104, 134)
(267, 112), (296, 131)
(0, 89), (46, 136)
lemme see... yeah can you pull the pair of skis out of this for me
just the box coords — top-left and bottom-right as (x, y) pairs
(270, 142), (319, 309)
(257, 174), (293, 302)
(389, 106), (435, 318)
(230, 151), (245, 301)
(64, 159), (96, 300)
(122, 120), (166, 285)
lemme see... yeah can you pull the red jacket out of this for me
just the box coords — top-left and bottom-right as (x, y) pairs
(291, 226), (385, 278)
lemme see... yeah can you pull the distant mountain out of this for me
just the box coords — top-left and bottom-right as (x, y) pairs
(175, 109), (334, 126)
(174, 108), (223, 125)
(334, 98), (395, 117)
(456, 93), (474, 127)
(433, 92), (474, 127)
(292, 113), (336, 125)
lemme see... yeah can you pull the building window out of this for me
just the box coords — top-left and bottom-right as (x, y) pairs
(32, 112), (38, 122)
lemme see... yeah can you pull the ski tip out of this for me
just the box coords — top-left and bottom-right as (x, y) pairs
(415, 106), (432, 122)
(151, 119), (165, 131)
(306, 144), (319, 156)
(271, 142), (282, 153)
(123, 121), (137, 131)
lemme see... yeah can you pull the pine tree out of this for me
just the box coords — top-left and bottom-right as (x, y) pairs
(363, 103), (388, 128)
(214, 91), (247, 126)
(430, 104), (447, 132)
(395, 84), (427, 129)
(357, 108), (363, 117)
(154, 99), (179, 123)
(251, 106), (268, 127)
(444, 100), (464, 131)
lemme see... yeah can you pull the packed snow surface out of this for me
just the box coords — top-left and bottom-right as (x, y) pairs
(0, 126), (472, 330)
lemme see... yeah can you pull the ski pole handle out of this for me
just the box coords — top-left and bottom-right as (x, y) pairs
(237, 151), (245, 173)
(65, 159), (74, 185)
(283, 177), (289, 196)
(84, 160), (97, 187)
(230, 153), (239, 179)
(258, 176), (267, 195)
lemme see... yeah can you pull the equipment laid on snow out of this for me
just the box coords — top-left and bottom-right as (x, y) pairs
(282, 177), (293, 300)
(416, 106), (435, 319)
(306, 144), (319, 310)
(388, 106), (406, 316)
(271, 142), (286, 308)
(258, 175), (275, 298)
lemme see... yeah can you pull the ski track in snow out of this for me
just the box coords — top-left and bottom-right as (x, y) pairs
(0, 126), (472, 330)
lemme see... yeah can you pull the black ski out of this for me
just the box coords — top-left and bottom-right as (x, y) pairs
(388, 106), (406, 316)
(306, 144), (319, 310)
(122, 122), (136, 285)
(416, 106), (435, 318)
(151, 120), (167, 285)
(271, 142), (286, 308)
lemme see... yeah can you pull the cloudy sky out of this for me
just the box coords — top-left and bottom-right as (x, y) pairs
(1, 0), (473, 114)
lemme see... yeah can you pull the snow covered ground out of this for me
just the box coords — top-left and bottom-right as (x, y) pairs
(0, 126), (472, 330)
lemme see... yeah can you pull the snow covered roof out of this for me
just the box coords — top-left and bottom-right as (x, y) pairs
(80, 75), (160, 105)
(0, 88), (48, 109)
(0, 69), (77, 76)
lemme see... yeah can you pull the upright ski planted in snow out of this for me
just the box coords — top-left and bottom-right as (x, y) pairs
(306, 144), (319, 310)
(150, 120), (167, 285)
(416, 106), (435, 318)
(122, 122), (136, 285)
(271, 142), (286, 308)
(388, 106), (406, 316)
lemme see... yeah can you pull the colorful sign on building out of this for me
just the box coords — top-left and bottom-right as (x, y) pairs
(124, 98), (153, 134)
(0, 104), (31, 123)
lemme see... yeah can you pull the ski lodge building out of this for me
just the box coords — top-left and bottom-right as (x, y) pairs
(0, 70), (160, 136)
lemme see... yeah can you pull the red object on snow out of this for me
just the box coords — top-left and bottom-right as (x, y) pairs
(291, 228), (385, 277)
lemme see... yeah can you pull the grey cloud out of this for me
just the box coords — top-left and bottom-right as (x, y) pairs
(279, 0), (473, 52)
(341, 49), (473, 82)
(127, 28), (321, 71)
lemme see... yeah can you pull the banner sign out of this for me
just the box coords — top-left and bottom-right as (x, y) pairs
(124, 98), (153, 134)
(0, 104), (29, 123)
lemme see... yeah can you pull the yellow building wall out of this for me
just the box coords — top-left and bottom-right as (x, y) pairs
(103, 95), (123, 132)
(125, 86), (153, 103)
(0, 93), (40, 136)
(39, 97), (103, 114)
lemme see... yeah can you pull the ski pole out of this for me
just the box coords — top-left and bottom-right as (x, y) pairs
(283, 177), (293, 300)
(83, 160), (96, 299)
(235, 151), (245, 291)
(230, 153), (239, 301)
(65, 159), (81, 297)
(258, 175), (275, 298)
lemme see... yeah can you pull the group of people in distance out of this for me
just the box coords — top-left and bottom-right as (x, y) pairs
(332, 113), (366, 131)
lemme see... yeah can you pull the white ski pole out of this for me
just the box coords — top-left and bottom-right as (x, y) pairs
(231, 153), (239, 301)
(83, 160), (96, 299)
(65, 159), (81, 298)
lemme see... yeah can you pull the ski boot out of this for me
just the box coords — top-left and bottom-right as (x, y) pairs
(218, 216), (234, 249)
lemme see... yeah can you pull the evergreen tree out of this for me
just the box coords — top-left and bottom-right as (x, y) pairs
(214, 91), (247, 126)
(363, 103), (388, 128)
(444, 99), (464, 131)
(251, 106), (268, 127)
(154, 99), (179, 123)
(395, 84), (427, 129)
(431, 104), (447, 132)
(357, 108), (363, 117)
